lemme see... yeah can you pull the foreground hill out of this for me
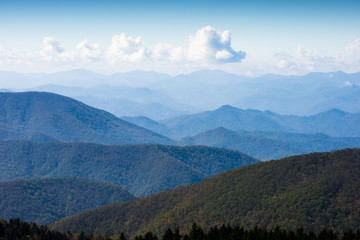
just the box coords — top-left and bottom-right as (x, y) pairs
(53, 148), (360, 236)
(0, 140), (258, 196)
(0, 92), (173, 144)
(0, 177), (135, 225)
(156, 105), (360, 139)
(179, 127), (360, 160)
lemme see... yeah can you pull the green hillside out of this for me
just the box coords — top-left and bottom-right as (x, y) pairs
(52, 149), (360, 237)
(0, 91), (173, 144)
(0, 140), (258, 196)
(0, 177), (135, 225)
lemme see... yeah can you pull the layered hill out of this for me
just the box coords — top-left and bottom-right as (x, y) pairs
(0, 140), (258, 196)
(152, 105), (360, 139)
(0, 177), (135, 225)
(4, 70), (360, 117)
(53, 148), (360, 237)
(0, 92), (173, 144)
(179, 127), (360, 160)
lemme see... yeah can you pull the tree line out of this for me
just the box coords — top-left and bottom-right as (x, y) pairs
(1, 219), (360, 240)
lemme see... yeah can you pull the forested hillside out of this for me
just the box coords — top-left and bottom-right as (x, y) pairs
(0, 140), (258, 196)
(52, 149), (360, 237)
(0, 177), (135, 225)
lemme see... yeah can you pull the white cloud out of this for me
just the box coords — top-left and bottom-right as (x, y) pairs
(346, 38), (360, 53)
(106, 33), (147, 63)
(215, 50), (234, 60)
(1, 31), (360, 76)
(152, 43), (184, 62)
(76, 40), (103, 62)
(272, 45), (346, 74)
(186, 26), (245, 63)
(151, 26), (246, 64)
(39, 37), (74, 62)
(0, 46), (16, 64)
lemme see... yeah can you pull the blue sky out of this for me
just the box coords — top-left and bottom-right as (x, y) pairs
(0, 0), (359, 75)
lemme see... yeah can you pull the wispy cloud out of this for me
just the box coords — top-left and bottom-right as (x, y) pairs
(271, 42), (360, 75)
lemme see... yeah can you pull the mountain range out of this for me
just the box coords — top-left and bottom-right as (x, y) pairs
(0, 91), (358, 162)
(52, 148), (360, 237)
(0, 177), (135, 225)
(2, 69), (360, 118)
(178, 127), (360, 160)
(125, 105), (360, 139)
(0, 140), (258, 196)
(0, 70), (359, 237)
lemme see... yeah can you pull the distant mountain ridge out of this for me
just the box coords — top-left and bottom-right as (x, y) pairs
(179, 127), (360, 160)
(0, 91), (174, 144)
(2, 69), (359, 117)
(52, 148), (360, 237)
(27, 84), (190, 120)
(0, 140), (258, 196)
(151, 105), (360, 138)
(0, 177), (135, 225)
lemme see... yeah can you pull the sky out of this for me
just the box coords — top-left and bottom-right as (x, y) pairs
(0, 0), (359, 76)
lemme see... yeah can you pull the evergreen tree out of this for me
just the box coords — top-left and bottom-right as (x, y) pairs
(189, 223), (205, 240)
(144, 231), (159, 240)
(162, 228), (174, 240)
(173, 228), (181, 240)
(119, 231), (127, 240)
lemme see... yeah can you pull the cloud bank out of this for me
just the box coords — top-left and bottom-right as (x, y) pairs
(0, 27), (359, 75)
(0, 26), (245, 67)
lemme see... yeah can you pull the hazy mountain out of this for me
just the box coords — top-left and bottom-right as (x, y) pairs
(0, 91), (173, 144)
(0, 140), (258, 196)
(75, 96), (186, 120)
(0, 69), (105, 88)
(52, 148), (360, 236)
(121, 116), (170, 135)
(151, 70), (250, 111)
(159, 105), (287, 139)
(179, 127), (360, 160)
(235, 71), (360, 115)
(280, 108), (360, 137)
(27, 84), (191, 119)
(3, 69), (360, 117)
(159, 105), (360, 139)
(152, 70), (360, 115)
(107, 70), (171, 87)
(0, 177), (135, 225)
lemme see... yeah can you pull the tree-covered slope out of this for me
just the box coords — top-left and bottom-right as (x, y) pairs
(179, 127), (360, 160)
(52, 149), (360, 237)
(0, 92), (173, 144)
(0, 140), (258, 196)
(0, 177), (135, 225)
